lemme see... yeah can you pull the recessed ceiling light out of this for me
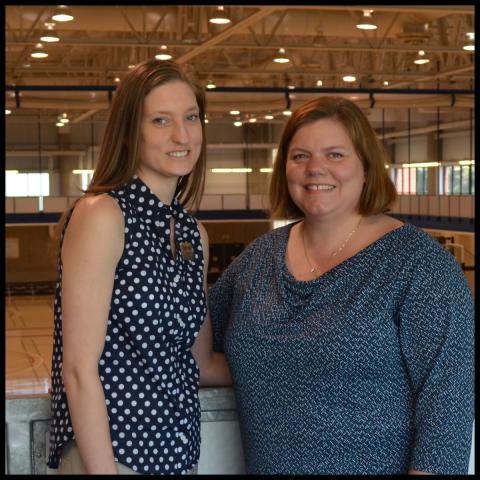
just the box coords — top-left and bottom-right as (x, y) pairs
(343, 74), (356, 82)
(234, 121), (242, 127)
(356, 10), (377, 30)
(413, 50), (430, 64)
(463, 32), (475, 51)
(155, 45), (172, 61)
(229, 110), (240, 115)
(264, 114), (274, 120)
(273, 48), (290, 63)
(31, 43), (48, 58)
(51, 5), (74, 22)
(40, 22), (60, 42)
(209, 6), (231, 25)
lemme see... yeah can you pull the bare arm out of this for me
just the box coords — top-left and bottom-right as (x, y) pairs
(408, 469), (433, 475)
(61, 194), (124, 474)
(191, 222), (232, 387)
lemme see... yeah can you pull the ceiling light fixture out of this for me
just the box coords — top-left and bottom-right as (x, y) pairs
(273, 48), (290, 63)
(209, 6), (231, 25)
(312, 26), (326, 47)
(229, 110), (240, 115)
(206, 80), (216, 89)
(40, 22), (60, 42)
(260, 168), (273, 173)
(155, 45), (172, 61)
(282, 110), (292, 116)
(383, 80), (389, 86)
(249, 118), (257, 123)
(356, 10), (377, 30)
(316, 80), (323, 87)
(401, 162), (439, 168)
(183, 23), (197, 43)
(343, 74), (357, 82)
(56, 121), (65, 127)
(211, 168), (252, 173)
(233, 121), (242, 127)
(264, 114), (274, 120)
(51, 5), (74, 22)
(463, 32), (475, 51)
(31, 43), (48, 58)
(413, 50), (430, 64)
(6, 109), (12, 115)
(59, 113), (69, 124)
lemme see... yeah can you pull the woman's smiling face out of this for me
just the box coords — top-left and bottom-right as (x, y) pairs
(285, 117), (366, 220)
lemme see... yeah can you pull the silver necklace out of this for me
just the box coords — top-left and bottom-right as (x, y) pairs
(301, 217), (362, 273)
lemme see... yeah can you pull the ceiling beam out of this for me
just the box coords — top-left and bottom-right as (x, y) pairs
(6, 39), (470, 55)
(176, 6), (279, 63)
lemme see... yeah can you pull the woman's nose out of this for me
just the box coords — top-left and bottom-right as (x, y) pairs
(171, 120), (189, 144)
(305, 154), (328, 175)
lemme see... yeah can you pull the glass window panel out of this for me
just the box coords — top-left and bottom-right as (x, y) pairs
(5, 172), (50, 197)
(452, 166), (461, 194)
(416, 167), (428, 194)
(461, 166), (470, 194)
(443, 166), (452, 195)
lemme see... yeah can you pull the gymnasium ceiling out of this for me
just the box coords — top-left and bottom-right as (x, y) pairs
(5, 4), (475, 129)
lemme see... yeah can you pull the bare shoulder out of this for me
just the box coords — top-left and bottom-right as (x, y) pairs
(63, 194), (124, 260)
(69, 193), (123, 231)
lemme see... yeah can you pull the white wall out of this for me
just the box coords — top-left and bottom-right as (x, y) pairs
(204, 149), (248, 195)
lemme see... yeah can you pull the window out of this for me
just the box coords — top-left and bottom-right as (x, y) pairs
(5, 172), (50, 197)
(439, 165), (475, 194)
(390, 167), (428, 194)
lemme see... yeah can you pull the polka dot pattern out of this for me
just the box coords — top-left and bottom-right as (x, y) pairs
(47, 175), (206, 474)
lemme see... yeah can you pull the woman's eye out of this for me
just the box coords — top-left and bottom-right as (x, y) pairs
(187, 113), (200, 121)
(292, 153), (308, 160)
(329, 152), (344, 159)
(153, 117), (168, 125)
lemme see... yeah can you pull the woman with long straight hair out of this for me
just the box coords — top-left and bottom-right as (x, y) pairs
(47, 59), (231, 475)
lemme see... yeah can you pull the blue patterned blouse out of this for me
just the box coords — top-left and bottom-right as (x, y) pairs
(208, 221), (474, 475)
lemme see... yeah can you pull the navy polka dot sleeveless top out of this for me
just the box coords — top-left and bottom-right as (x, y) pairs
(47, 175), (207, 474)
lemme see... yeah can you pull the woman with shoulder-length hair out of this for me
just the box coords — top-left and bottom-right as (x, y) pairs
(208, 96), (474, 475)
(47, 59), (231, 475)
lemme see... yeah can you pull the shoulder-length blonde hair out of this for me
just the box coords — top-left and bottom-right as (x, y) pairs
(87, 59), (207, 211)
(270, 96), (397, 219)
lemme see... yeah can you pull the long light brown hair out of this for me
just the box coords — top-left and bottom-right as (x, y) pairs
(270, 96), (397, 219)
(87, 59), (207, 210)
(55, 59), (206, 248)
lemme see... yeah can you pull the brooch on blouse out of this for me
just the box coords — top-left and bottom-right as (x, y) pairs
(180, 241), (194, 261)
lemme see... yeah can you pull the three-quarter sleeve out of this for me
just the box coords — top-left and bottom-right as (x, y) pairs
(398, 246), (474, 474)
